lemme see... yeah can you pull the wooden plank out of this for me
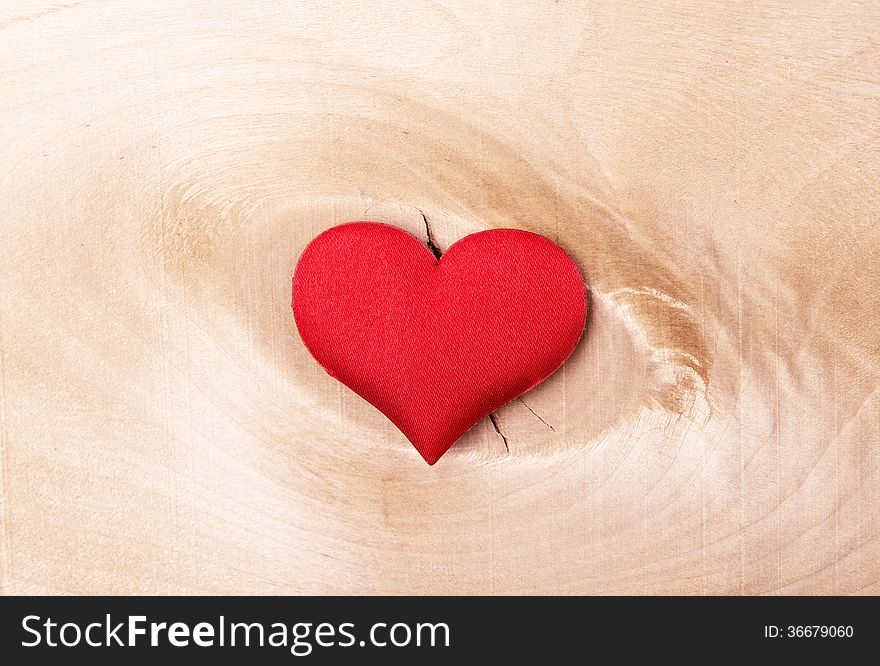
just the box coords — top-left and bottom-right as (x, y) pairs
(0, 0), (877, 594)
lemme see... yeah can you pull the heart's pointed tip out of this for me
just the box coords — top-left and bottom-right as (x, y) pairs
(418, 450), (442, 466)
(414, 444), (449, 466)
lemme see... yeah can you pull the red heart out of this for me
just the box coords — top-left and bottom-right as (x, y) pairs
(292, 222), (587, 464)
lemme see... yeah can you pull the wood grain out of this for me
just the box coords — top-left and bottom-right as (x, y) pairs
(1, 0), (878, 595)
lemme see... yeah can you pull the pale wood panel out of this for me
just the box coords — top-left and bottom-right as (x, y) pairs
(1, 0), (878, 594)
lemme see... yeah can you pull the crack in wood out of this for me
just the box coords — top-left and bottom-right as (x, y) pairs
(488, 412), (509, 454)
(517, 397), (557, 432)
(419, 209), (443, 260)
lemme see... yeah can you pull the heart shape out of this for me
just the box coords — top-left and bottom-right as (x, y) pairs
(292, 222), (587, 464)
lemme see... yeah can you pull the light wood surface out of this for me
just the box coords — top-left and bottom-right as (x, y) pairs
(1, 1), (878, 595)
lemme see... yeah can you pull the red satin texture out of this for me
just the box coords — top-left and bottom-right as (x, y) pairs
(292, 222), (587, 464)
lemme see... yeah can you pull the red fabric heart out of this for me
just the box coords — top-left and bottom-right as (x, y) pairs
(292, 222), (587, 464)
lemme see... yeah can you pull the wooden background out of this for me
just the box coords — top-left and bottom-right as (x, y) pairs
(1, 1), (878, 595)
